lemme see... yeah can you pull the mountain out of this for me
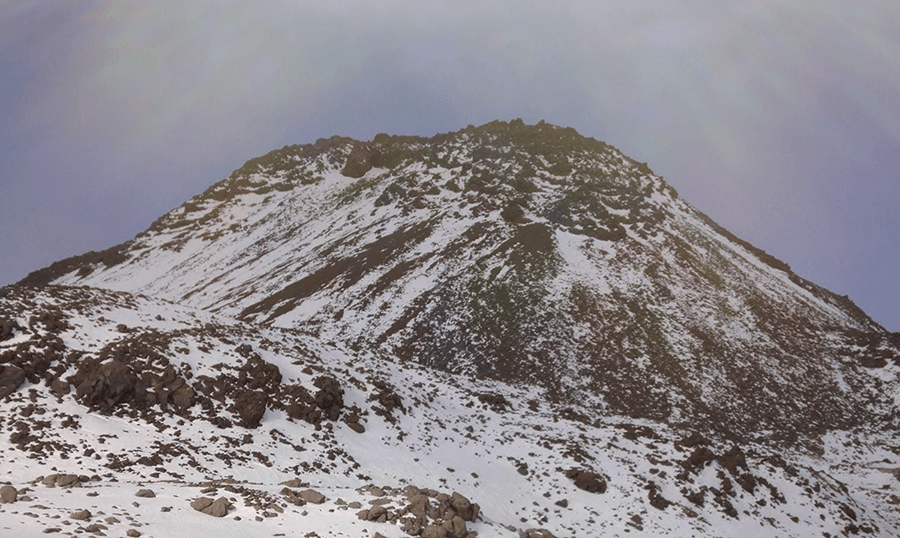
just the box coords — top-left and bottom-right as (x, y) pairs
(22, 119), (900, 439)
(3, 120), (899, 537)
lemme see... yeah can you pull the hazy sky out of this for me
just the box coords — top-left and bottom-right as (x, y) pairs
(2, 0), (898, 331)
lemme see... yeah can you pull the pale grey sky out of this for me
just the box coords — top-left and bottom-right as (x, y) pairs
(2, 0), (898, 330)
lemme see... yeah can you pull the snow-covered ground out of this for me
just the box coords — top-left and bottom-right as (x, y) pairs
(2, 285), (898, 537)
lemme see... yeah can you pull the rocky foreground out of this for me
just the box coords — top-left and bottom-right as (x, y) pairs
(2, 284), (899, 537)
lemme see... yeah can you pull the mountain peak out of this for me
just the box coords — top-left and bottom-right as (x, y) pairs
(5, 121), (900, 537)
(20, 121), (897, 440)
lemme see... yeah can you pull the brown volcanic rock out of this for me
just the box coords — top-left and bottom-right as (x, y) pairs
(565, 469), (606, 494)
(0, 365), (26, 399)
(234, 390), (268, 428)
(73, 360), (140, 412)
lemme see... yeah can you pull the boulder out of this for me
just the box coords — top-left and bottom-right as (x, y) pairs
(408, 493), (431, 519)
(50, 378), (70, 397)
(422, 525), (448, 538)
(135, 489), (156, 498)
(0, 365), (26, 399)
(519, 530), (557, 538)
(718, 445), (749, 476)
(565, 469), (606, 494)
(234, 390), (268, 428)
(0, 485), (17, 503)
(450, 492), (476, 521)
(441, 514), (468, 538)
(298, 488), (326, 505)
(170, 386), (196, 413)
(74, 360), (139, 411)
(682, 446), (717, 474)
(191, 496), (231, 517)
(69, 509), (91, 520)
(366, 503), (388, 522)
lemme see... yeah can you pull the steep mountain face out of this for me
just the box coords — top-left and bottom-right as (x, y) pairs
(23, 120), (900, 442)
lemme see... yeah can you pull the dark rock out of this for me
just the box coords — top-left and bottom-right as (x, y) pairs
(679, 432), (711, 448)
(313, 376), (344, 419)
(234, 390), (268, 428)
(0, 365), (26, 399)
(647, 482), (670, 510)
(347, 421), (365, 434)
(477, 392), (510, 412)
(136, 489), (155, 498)
(718, 445), (748, 476)
(191, 497), (213, 512)
(519, 529), (557, 538)
(565, 469), (606, 494)
(0, 319), (23, 341)
(408, 493), (431, 519)
(50, 378), (70, 397)
(74, 360), (139, 412)
(682, 446), (717, 474)
(0, 485), (17, 503)
(170, 386), (195, 413)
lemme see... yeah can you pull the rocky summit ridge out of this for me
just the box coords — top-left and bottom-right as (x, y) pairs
(3, 120), (900, 537)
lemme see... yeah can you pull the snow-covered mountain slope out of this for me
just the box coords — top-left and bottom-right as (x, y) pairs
(23, 120), (900, 440)
(2, 284), (899, 538)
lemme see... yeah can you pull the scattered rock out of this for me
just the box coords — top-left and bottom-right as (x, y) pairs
(0, 365), (26, 399)
(49, 378), (70, 397)
(0, 485), (17, 503)
(519, 530), (557, 538)
(422, 525), (448, 538)
(565, 469), (606, 494)
(136, 488), (156, 498)
(126, 530), (141, 537)
(366, 503), (388, 522)
(191, 496), (232, 517)
(682, 446), (717, 474)
(679, 432), (711, 448)
(298, 488), (326, 504)
(234, 390), (268, 428)
(441, 514), (468, 538)
(718, 445), (749, 476)
(450, 492), (477, 522)
(648, 482), (670, 510)
(69, 509), (91, 520)
(73, 360), (138, 412)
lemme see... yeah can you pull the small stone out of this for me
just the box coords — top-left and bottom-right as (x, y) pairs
(135, 489), (156, 498)
(126, 530), (141, 537)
